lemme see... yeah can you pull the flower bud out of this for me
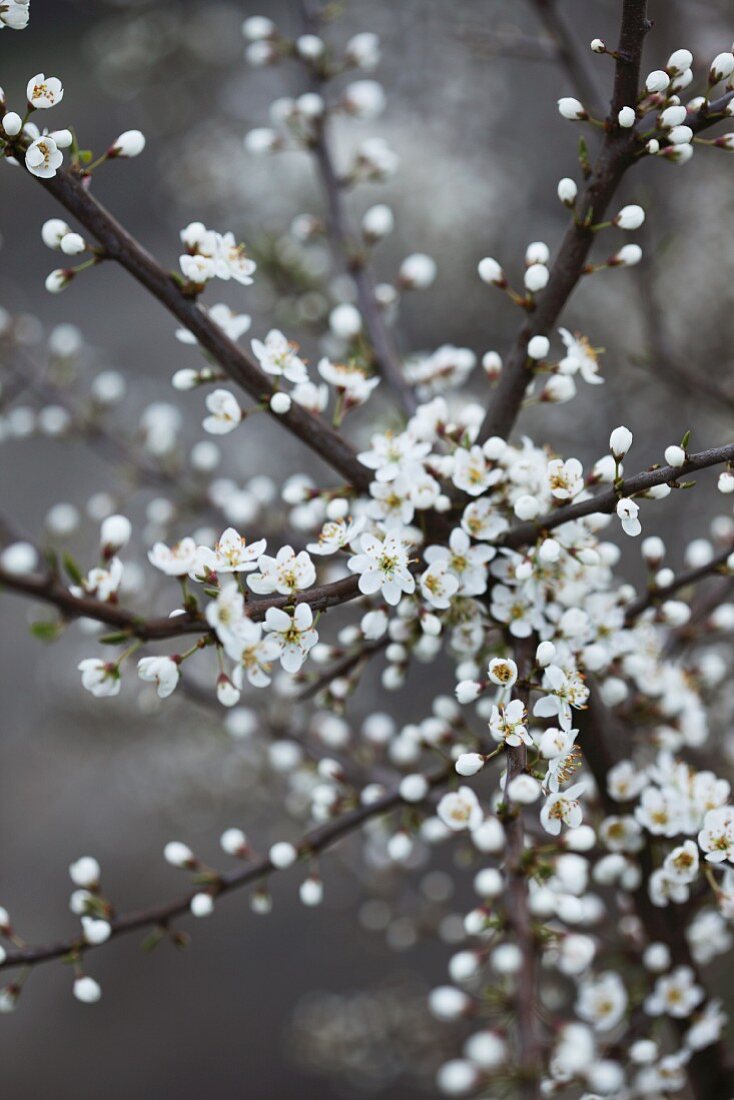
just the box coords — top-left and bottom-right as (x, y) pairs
(2, 111), (21, 136)
(557, 177), (578, 205)
(664, 444), (686, 467)
(109, 129), (146, 158)
(614, 204), (645, 230)
(477, 257), (505, 286)
(609, 425), (632, 458)
(558, 97), (586, 120)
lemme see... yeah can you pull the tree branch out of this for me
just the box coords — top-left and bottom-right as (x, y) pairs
(581, 695), (734, 1100)
(0, 559), (362, 641)
(476, 0), (651, 444)
(499, 443), (734, 549)
(623, 542), (733, 624)
(0, 761), (452, 972)
(297, 0), (418, 415)
(23, 163), (371, 492)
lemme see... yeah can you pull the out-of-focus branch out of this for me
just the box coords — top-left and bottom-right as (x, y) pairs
(582, 695), (734, 1100)
(632, 237), (734, 414)
(15, 162), (371, 492)
(500, 442), (734, 548)
(0, 760), (453, 972)
(502, 641), (541, 1097)
(623, 542), (734, 624)
(529, 0), (606, 116)
(295, 636), (387, 701)
(297, 0), (417, 416)
(476, 0), (652, 444)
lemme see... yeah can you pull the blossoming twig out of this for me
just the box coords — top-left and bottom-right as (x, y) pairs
(27, 165), (372, 492)
(0, 761), (453, 973)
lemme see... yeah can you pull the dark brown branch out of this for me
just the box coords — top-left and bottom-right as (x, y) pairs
(500, 443), (734, 549)
(0, 563), (361, 641)
(0, 761), (452, 971)
(476, 0), (651, 444)
(22, 163), (371, 492)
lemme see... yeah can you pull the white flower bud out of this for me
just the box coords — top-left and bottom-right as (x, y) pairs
(557, 177), (578, 205)
(81, 916), (111, 944)
(590, 39), (605, 54)
(164, 841), (194, 867)
(329, 303), (362, 339)
(710, 52), (734, 84)
(668, 124), (693, 145)
(399, 774), (429, 802)
(69, 856), (100, 887)
(525, 241), (550, 265)
(609, 425), (632, 458)
(645, 70), (670, 93)
(618, 105), (636, 127)
(220, 827), (247, 855)
(659, 105), (687, 128)
(0, 541), (38, 575)
(73, 976), (102, 1004)
(190, 892), (214, 918)
(558, 97), (586, 120)
(613, 244), (642, 267)
(270, 392), (292, 414)
(506, 774), (540, 804)
(455, 753), (485, 777)
(100, 514), (131, 553)
(614, 204), (645, 230)
(536, 640), (555, 666)
(109, 129), (145, 158)
(514, 494), (540, 520)
(664, 444), (686, 467)
(299, 877), (324, 906)
(718, 471), (734, 494)
(667, 49), (693, 75)
(399, 252), (436, 288)
(527, 335), (549, 360)
(524, 263), (549, 292)
(269, 841), (298, 869)
(362, 203), (394, 240)
(455, 679), (481, 704)
(477, 257), (504, 286)
(242, 16), (276, 40)
(2, 111), (22, 136)
(60, 232), (85, 256)
(428, 986), (470, 1021)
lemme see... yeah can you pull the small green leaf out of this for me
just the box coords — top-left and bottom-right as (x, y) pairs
(30, 620), (62, 642)
(681, 429), (691, 449)
(140, 928), (164, 954)
(62, 552), (83, 585)
(98, 631), (132, 645)
(78, 149), (93, 164)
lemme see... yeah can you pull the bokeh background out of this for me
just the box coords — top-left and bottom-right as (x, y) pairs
(1, 0), (734, 1096)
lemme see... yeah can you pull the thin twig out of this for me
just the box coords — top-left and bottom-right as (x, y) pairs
(0, 761), (453, 971)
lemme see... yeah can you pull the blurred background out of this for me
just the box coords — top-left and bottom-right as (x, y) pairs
(1, 0), (734, 1096)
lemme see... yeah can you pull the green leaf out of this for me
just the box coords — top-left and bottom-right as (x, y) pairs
(140, 928), (164, 954)
(61, 552), (83, 586)
(681, 429), (691, 449)
(78, 149), (93, 164)
(98, 631), (132, 646)
(30, 620), (62, 642)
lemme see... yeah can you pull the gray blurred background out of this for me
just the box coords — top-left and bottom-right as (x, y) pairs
(1, 0), (734, 1096)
